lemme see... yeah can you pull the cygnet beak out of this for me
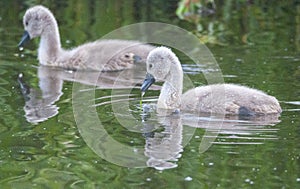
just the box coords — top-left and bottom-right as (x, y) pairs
(133, 55), (142, 63)
(141, 73), (156, 92)
(18, 31), (30, 47)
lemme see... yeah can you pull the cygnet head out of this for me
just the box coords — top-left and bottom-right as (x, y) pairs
(147, 47), (176, 80)
(105, 52), (140, 70)
(19, 5), (57, 47)
(119, 53), (137, 64)
(141, 47), (180, 92)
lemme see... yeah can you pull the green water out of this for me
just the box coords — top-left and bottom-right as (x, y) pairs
(0, 0), (299, 188)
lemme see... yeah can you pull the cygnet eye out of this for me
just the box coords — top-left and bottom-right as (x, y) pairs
(149, 64), (153, 69)
(124, 54), (130, 58)
(25, 21), (29, 26)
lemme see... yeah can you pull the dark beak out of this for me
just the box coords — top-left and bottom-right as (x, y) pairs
(141, 73), (156, 92)
(18, 31), (30, 47)
(133, 55), (142, 63)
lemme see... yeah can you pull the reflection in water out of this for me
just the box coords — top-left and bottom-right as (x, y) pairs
(17, 64), (150, 124)
(139, 104), (281, 170)
(142, 112), (183, 170)
(73, 81), (195, 170)
(18, 70), (63, 124)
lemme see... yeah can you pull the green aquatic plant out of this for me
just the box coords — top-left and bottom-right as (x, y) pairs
(176, 0), (225, 44)
(176, 0), (216, 21)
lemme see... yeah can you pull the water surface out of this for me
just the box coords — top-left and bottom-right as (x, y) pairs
(0, 0), (299, 188)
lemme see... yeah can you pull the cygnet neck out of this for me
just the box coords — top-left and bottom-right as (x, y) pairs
(157, 59), (183, 110)
(38, 17), (62, 65)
